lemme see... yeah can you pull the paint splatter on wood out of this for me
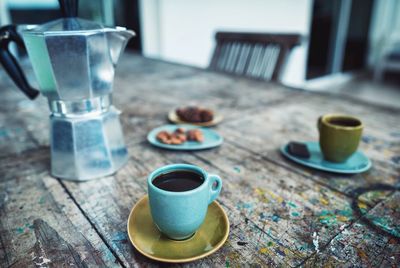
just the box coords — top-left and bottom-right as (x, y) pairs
(1, 54), (399, 266)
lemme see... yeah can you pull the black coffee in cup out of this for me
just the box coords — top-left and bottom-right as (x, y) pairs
(152, 170), (204, 192)
(327, 118), (361, 127)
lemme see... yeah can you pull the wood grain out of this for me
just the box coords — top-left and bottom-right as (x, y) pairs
(303, 191), (400, 267)
(1, 53), (399, 267)
(0, 167), (120, 267)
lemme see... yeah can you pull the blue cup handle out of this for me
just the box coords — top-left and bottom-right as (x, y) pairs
(208, 174), (222, 204)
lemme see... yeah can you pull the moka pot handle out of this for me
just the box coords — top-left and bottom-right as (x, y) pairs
(0, 25), (39, 100)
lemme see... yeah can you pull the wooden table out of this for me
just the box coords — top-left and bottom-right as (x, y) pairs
(1, 54), (399, 267)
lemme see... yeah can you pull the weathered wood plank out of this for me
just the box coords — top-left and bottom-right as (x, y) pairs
(59, 140), (398, 267)
(1, 54), (399, 267)
(219, 93), (400, 203)
(59, 145), (282, 267)
(0, 165), (121, 267)
(161, 147), (386, 265)
(0, 147), (49, 185)
(0, 139), (396, 264)
(0, 54), (297, 156)
(114, 56), (300, 147)
(0, 107), (39, 157)
(303, 191), (400, 267)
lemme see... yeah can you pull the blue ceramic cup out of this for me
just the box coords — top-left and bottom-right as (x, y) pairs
(147, 164), (222, 240)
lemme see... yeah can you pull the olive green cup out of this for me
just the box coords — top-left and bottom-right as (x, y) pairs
(318, 114), (363, 163)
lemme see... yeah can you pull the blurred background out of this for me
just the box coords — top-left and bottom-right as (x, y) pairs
(0, 0), (399, 107)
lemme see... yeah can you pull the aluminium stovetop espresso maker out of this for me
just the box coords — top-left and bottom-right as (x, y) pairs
(0, 0), (135, 180)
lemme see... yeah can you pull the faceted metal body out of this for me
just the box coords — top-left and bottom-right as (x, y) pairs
(51, 106), (128, 180)
(20, 18), (134, 181)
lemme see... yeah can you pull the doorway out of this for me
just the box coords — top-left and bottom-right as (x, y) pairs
(306, 0), (374, 79)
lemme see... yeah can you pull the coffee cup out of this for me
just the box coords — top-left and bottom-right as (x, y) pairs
(318, 114), (363, 162)
(147, 164), (222, 240)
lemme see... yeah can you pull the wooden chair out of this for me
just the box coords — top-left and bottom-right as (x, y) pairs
(209, 32), (301, 81)
(374, 39), (400, 82)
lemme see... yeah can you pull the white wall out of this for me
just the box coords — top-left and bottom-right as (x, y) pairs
(368, 0), (400, 67)
(139, 0), (313, 86)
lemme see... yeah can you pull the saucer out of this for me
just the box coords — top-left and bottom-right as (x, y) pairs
(168, 110), (223, 127)
(280, 141), (371, 174)
(147, 124), (223, 150)
(127, 196), (229, 263)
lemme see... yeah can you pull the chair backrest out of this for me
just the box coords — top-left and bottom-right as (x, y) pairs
(209, 32), (301, 81)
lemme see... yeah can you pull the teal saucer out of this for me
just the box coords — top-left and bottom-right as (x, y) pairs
(147, 124), (223, 150)
(280, 141), (371, 174)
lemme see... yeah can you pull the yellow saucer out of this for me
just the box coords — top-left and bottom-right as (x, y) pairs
(127, 196), (229, 263)
(168, 110), (223, 127)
